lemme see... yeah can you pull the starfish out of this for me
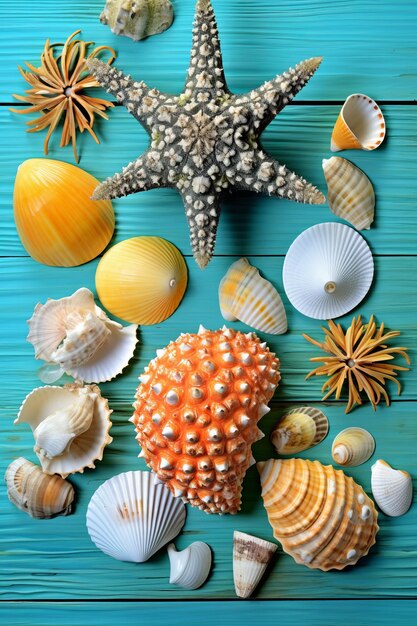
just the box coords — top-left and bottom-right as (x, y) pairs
(88, 0), (325, 268)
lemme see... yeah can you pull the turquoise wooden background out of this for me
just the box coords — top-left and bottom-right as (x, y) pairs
(1, 0), (417, 623)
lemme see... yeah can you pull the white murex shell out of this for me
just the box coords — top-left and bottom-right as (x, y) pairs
(167, 541), (212, 590)
(14, 383), (113, 477)
(86, 470), (186, 562)
(233, 531), (277, 598)
(27, 287), (138, 384)
(282, 222), (374, 320)
(371, 459), (413, 517)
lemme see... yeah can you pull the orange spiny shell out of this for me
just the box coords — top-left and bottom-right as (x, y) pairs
(133, 326), (280, 514)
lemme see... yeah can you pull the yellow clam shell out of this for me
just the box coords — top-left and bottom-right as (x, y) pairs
(96, 237), (188, 325)
(271, 406), (328, 455)
(14, 159), (114, 266)
(332, 427), (375, 467)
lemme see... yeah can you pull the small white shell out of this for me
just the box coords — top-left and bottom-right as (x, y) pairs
(330, 93), (386, 152)
(5, 457), (74, 519)
(167, 541), (212, 590)
(271, 406), (328, 455)
(332, 427), (375, 467)
(15, 383), (113, 477)
(282, 222), (374, 320)
(86, 471), (186, 562)
(233, 531), (277, 598)
(219, 258), (287, 335)
(27, 288), (138, 384)
(323, 157), (375, 230)
(371, 459), (413, 517)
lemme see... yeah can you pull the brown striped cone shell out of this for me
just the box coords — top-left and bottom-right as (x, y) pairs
(233, 531), (277, 598)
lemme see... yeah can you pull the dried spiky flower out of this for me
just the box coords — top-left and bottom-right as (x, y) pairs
(303, 316), (410, 413)
(11, 30), (116, 162)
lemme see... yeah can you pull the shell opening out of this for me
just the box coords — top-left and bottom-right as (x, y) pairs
(324, 281), (337, 294)
(169, 278), (177, 288)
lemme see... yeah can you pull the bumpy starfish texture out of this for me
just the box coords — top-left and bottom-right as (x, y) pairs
(88, 0), (325, 268)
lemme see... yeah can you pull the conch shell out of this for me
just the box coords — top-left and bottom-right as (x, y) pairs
(5, 457), (74, 519)
(27, 287), (138, 384)
(100, 0), (174, 41)
(330, 93), (386, 152)
(15, 383), (113, 477)
(258, 458), (378, 571)
(271, 406), (328, 455)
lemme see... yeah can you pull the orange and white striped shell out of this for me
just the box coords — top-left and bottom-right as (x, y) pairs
(133, 326), (280, 514)
(258, 458), (378, 571)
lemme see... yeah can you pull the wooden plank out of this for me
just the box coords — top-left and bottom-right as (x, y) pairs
(2, 0), (417, 101)
(3, 105), (417, 257)
(1, 256), (416, 599)
(1, 600), (417, 626)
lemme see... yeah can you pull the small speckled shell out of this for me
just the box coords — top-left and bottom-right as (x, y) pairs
(323, 157), (375, 230)
(100, 0), (174, 41)
(219, 258), (287, 335)
(96, 237), (188, 325)
(332, 427), (375, 467)
(271, 406), (328, 455)
(330, 94), (386, 152)
(233, 531), (277, 598)
(133, 326), (280, 514)
(258, 458), (379, 571)
(371, 459), (413, 517)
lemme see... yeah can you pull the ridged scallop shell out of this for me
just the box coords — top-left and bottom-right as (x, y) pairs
(168, 542), (212, 590)
(233, 531), (277, 598)
(330, 94), (386, 152)
(271, 406), (328, 455)
(258, 458), (379, 571)
(15, 384), (113, 477)
(86, 470), (186, 562)
(96, 237), (188, 325)
(27, 287), (138, 383)
(14, 159), (114, 267)
(100, 0), (174, 42)
(371, 459), (413, 517)
(282, 222), (374, 320)
(5, 457), (74, 519)
(133, 326), (280, 514)
(219, 258), (287, 335)
(323, 157), (375, 230)
(332, 427), (375, 467)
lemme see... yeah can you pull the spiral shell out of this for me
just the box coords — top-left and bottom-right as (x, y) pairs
(332, 427), (375, 467)
(271, 406), (328, 455)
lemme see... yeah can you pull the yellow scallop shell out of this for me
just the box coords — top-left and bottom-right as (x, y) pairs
(14, 159), (114, 266)
(95, 237), (188, 325)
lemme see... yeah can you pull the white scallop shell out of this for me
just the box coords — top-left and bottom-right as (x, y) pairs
(332, 427), (375, 467)
(282, 222), (374, 319)
(86, 470), (186, 562)
(167, 541), (212, 590)
(233, 531), (277, 598)
(15, 383), (112, 477)
(219, 258), (287, 335)
(323, 157), (375, 231)
(27, 288), (138, 384)
(371, 459), (413, 517)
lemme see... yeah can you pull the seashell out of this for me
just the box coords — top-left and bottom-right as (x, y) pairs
(282, 222), (374, 320)
(14, 159), (114, 267)
(271, 406), (328, 455)
(322, 157), (375, 230)
(167, 542), (212, 590)
(15, 384), (112, 477)
(233, 531), (277, 598)
(332, 427), (375, 467)
(371, 459), (413, 517)
(27, 287), (138, 383)
(330, 94), (386, 152)
(96, 237), (188, 325)
(219, 258), (287, 335)
(5, 457), (74, 519)
(100, 0), (174, 41)
(258, 458), (378, 571)
(133, 326), (280, 514)
(86, 470), (186, 562)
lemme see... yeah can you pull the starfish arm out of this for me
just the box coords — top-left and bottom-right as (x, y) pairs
(184, 0), (228, 97)
(92, 152), (166, 200)
(179, 186), (221, 269)
(87, 58), (167, 131)
(233, 152), (325, 204)
(237, 57), (323, 130)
